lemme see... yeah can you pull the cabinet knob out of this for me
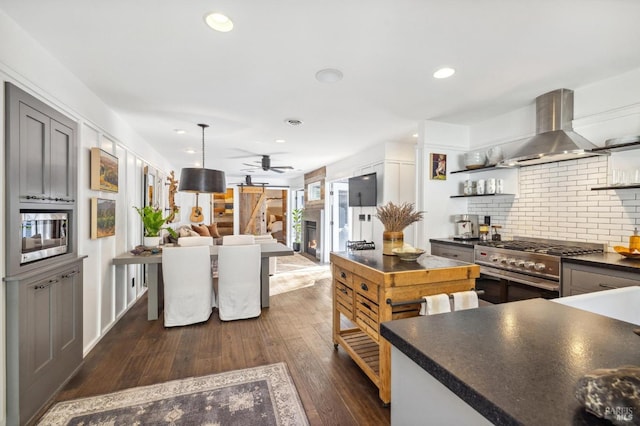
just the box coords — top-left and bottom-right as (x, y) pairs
(360, 283), (368, 291)
(339, 288), (348, 295)
(340, 272), (347, 279)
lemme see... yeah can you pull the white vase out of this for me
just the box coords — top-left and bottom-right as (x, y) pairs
(143, 236), (161, 248)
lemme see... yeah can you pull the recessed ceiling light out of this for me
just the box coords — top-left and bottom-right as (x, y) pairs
(185, 149), (196, 154)
(433, 67), (455, 79)
(275, 139), (286, 144)
(204, 12), (234, 32)
(412, 133), (419, 138)
(315, 68), (343, 83)
(174, 129), (186, 134)
(285, 118), (303, 126)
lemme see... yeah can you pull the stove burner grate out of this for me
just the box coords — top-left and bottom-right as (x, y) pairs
(476, 240), (603, 256)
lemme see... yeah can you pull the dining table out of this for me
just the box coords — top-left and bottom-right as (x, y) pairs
(112, 242), (294, 320)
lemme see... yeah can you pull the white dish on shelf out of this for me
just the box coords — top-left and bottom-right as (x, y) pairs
(464, 151), (486, 169)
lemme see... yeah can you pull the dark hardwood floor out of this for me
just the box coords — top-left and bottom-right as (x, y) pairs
(37, 276), (391, 425)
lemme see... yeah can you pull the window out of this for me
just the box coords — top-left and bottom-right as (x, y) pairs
(307, 181), (321, 201)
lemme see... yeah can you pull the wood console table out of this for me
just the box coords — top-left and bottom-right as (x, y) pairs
(330, 250), (479, 405)
(113, 243), (293, 320)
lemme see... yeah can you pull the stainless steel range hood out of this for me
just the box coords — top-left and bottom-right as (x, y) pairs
(499, 89), (607, 167)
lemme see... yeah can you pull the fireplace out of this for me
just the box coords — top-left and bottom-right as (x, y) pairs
(304, 220), (317, 257)
(302, 207), (323, 261)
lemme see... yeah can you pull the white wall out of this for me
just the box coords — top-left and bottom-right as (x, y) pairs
(416, 121), (471, 249)
(0, 10), (179, 425)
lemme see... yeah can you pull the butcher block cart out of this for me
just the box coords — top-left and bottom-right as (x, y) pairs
(331, 250), (480, 405)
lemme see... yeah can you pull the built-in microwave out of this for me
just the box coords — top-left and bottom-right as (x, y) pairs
(20, 212), (68, 264)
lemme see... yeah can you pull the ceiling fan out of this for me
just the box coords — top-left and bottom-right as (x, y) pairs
(234, 175), (269, 187)
(243, 155), (293, 174)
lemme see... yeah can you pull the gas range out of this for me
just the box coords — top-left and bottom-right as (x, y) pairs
(473, 237), (605, 294)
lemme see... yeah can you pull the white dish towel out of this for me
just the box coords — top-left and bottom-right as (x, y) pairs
(419, 294), (451, 315)
(452, 291), (479, 311)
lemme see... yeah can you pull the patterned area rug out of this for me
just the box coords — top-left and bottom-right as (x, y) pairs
(275, 253), (320, 273)
(271, 254), (331, 296)
(38, 363), (308, 426)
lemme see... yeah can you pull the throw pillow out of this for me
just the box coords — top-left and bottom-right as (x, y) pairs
(178, 226), (199, 237)
(206, 223), (221, 238)
(192, 224), (211, 237)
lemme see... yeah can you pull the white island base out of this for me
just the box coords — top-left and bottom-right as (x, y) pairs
(391, 346), (492, 425)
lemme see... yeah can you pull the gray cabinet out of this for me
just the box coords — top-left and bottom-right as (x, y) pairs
(13, 88), (75, 204)
(5, 82), (78, 277)
(5, 258), (84, 425)
(561, 261), (640, 296)
(430, 241), (474, 263)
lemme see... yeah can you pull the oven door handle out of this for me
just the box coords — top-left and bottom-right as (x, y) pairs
(479, 266), (559, 292)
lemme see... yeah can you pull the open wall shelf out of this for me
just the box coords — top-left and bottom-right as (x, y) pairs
(591, 184), (640, 191)
(450, 166), (505, 174)
(450, 193), (515, 198)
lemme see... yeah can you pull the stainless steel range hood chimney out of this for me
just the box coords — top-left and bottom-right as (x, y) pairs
(499, 89), (606, 167)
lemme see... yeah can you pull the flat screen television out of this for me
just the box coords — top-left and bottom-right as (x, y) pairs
(348, 173), (377, 207)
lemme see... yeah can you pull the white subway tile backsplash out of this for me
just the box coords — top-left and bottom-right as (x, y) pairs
(467, 156), (640, 250)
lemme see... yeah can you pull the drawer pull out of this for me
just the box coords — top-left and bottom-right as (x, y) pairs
(598, 283), (620, 290)
(445, 252), (458, 258)
(34, 281), (56, 290)
(339, 288), (348, 294)
(360, 283), (368, 291)
(62, 270), (79, 278)
(340, 272), (347, 279)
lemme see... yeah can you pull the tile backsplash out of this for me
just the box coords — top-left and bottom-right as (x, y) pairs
(468, 156), (640, 250)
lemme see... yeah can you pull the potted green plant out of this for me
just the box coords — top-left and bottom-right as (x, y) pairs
(133, 206), (177, 247)
(292, 208), (303, 252)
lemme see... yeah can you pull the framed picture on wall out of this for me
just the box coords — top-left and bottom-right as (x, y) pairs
(90, 198), (116, 239)
(90, 147), (119, 192)
(429, 153), (447, 180)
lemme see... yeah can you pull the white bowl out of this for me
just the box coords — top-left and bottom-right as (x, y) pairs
(392, 247), (425, 261)
(464, 151), (486, 169)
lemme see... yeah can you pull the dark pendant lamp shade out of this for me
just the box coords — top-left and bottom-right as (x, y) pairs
(178, 168), (226, 193)
(178, 123), (226, 193)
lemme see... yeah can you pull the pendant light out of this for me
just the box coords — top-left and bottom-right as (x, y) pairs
(178, 123), (226, 193)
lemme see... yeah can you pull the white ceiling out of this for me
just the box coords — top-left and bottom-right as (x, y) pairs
(2, 0), (640, 181)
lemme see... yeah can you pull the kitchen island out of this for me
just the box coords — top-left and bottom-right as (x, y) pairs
(331, 250), (479, 405)
(380, 298), (640, 425)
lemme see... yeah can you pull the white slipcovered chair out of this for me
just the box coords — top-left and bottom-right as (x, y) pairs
(177, 236), (213, 247)
(216, 244), (261, 321)
(162, 246), (215, 327)
(222, 234), (256, 245)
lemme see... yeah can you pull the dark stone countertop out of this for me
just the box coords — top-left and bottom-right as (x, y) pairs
(563, 251), (640, 273)
(380, 298), (640, 425)
(330, 250), (475, 274)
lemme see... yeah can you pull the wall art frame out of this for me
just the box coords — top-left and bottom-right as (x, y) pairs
(90, 147), (119, 192)
(90, 197), (116, 239)
(429, 153), (447, 180)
